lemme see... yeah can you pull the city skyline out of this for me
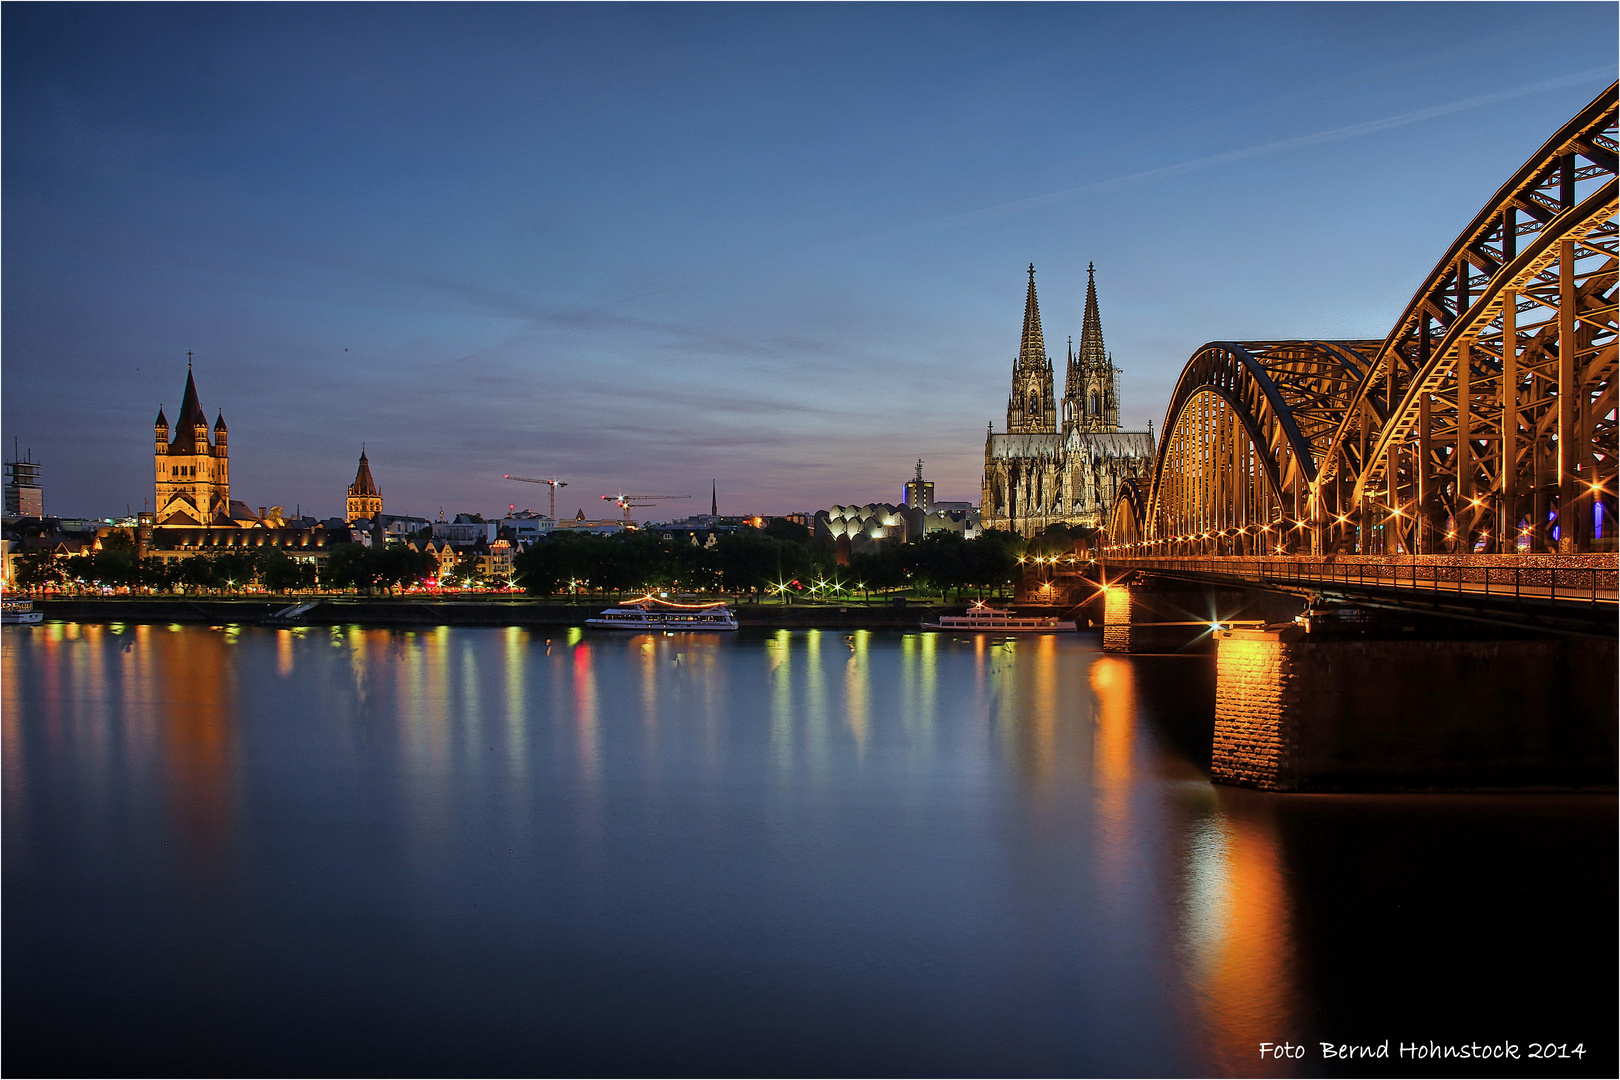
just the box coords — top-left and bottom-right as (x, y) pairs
(4, 3), (1615, 518)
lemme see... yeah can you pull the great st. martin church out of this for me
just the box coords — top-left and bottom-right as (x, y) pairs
(981, 265), (1155, 537)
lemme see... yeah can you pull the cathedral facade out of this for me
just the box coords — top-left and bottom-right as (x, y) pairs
(981, 265), (1155, 537)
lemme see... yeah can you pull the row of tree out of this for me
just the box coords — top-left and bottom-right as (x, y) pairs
(11, 521), (1089, 599)
(10, 531), (444, 595)
(512, 527), (1031, 600)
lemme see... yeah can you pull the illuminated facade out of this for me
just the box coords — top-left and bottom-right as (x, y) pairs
(902, 459), (934, 512)
(346, 448), (383, 523)
(814, 503), (919, 558)
(982, 265), (1155, 536)
(154, 363), (234, 526)
(143, 359), (340, 563)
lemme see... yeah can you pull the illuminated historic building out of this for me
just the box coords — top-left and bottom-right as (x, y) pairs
(982, 265), (1155, 536)
(143, 358), (343, 564)
(346, 447), (383, 523)
(154, 360), (235, 526)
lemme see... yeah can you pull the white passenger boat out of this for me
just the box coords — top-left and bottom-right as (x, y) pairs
(922, 602), (1075, 633)
(1, 599), (44, 625)
(586, 596), (739, 631)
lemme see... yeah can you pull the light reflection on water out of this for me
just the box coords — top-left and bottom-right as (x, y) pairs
(2, 622), (1611, 1077)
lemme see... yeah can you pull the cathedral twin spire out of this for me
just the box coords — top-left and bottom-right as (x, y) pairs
(1007, 262), (1119, 436)
(1007, 265), (1057, 434)
(1018, 263), (1048, 370)
(1074, 262), (1106, 380)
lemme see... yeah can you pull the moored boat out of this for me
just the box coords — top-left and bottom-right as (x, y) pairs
(922, 602), (1075, 633)
(1, 599), (44, 625)
(587, 595), (739, 631)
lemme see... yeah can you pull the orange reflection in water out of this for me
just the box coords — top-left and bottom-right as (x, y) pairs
(1088, 656), (1136, 893)
(1183, 794), (1301, 1077)
(152, 627), (238, 881)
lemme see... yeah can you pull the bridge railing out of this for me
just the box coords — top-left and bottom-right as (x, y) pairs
(1103, 556), (1619, 608)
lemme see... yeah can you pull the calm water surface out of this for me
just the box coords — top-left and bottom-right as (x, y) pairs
(3, 623), (1613, 1076)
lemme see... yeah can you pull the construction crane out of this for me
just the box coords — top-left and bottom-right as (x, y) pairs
(504, 475), (567, 520)
(602, 492), (690, 525)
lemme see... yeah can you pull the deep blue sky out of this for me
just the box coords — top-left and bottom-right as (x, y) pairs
(4, 3), (1615, 520)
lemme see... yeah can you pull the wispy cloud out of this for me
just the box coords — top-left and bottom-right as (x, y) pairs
(882, 68), (1615, 235)
(577, 66), (1614, 313)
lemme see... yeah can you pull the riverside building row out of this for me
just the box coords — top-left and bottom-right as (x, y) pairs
(5, 358), (997, 586)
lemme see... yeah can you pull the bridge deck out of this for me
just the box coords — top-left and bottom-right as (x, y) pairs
(1103, 555), (1617, 633)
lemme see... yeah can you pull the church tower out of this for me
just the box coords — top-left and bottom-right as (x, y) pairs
(1006, 265), (1057, 434)
(1063, 263), (1121, 434)
(154, 357), (230, 525)
(346, 447), (383, 523)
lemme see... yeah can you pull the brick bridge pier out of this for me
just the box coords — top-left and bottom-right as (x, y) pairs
(1059, 560), (1616, 791)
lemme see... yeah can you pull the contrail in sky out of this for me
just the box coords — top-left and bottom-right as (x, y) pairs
(593, 68), (1612, 312)
(893, 68), (1615, 235)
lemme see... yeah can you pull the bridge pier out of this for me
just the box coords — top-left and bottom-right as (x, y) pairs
(1214, 626), (1616, 791)
(1092, 580), (1300, 653)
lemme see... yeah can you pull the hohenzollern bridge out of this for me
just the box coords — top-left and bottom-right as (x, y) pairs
(1104, 83), (1617, 634)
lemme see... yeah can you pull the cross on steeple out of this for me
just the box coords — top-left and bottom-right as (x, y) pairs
(187, 350), (193, 370)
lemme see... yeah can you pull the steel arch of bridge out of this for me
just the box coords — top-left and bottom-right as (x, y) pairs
(1113, 83), (1618, 558)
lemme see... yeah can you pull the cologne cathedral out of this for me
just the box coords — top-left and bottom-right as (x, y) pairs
(981, 264), (1155, 537)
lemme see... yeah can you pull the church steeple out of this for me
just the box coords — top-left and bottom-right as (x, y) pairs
(346, 445), (383, 523)
(1019, 263), (1048, 369)
(1007, 264), (1057, 434)
(174, 368), (209, 451)
(154, 358), (228, 525)
(1078, 262), (1105, 372)
(1064, 262), (1122, 433)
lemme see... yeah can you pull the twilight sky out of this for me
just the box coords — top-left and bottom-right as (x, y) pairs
(4, 3), (1615, 521)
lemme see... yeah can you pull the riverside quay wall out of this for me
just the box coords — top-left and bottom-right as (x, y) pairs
(26, 597), (981, 630)
(1213, 626), (1617, 791)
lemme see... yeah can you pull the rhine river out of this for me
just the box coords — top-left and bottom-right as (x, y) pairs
(4, 622), (1613, 1077)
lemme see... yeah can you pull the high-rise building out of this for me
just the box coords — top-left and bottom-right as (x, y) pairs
(903, 459), (933, 512)
(346, 447), (383, 522)
(981, 264), (1155, 536)
(3, 440), (43, 517)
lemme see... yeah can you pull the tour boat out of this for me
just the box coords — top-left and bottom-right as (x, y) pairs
(922, 602), (1075, 633)
(586, 595), (739, 631)
(1, 599), (44, 625)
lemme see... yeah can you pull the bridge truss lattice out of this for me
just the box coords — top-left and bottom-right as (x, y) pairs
(1111, 84), (1618, 557)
